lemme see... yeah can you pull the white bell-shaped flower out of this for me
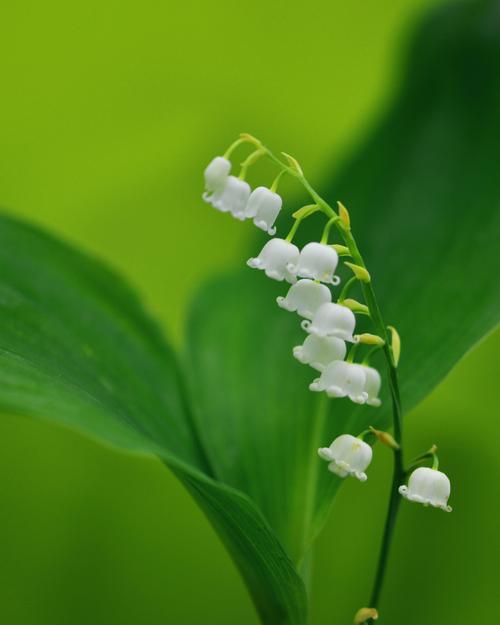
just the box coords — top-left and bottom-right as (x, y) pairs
(210, 176), (251, 217)
(247, 238), (299, 283)
(309, 360), (368, 403)
(302, 302), (356, 342)
(276, 279), (332, 319)
(292, 242), (340, 284)
(361, 365), (382, 407)
(399, 467), (452, 512)
(318, 434), (372, 481)
(243, 186), (282, 234)
(293, 334), (346, 372)
(203, 156), (231, 201)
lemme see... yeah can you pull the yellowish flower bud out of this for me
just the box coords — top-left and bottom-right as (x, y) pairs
(387, 325), (401, 367)
(281, 152), (304, 176)
(369, 426), (400, 450)
(239, 132), (262, 147)
(341, 298), (369, 315)
(354, 607), (378, 624)
(345, 262), (371, 283)
(355, 333), (385, 346)
(292, 204), (319, 219)
(337, 201), (351, 230)
(331, 244), (350, 256)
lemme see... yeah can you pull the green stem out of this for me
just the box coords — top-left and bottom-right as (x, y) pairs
(286, 219), (301, 242)
(335, 221), (405, 619)
(260, 143), (405, 617)
(338, 276), (357, 303)
(320, 216), (339, 244)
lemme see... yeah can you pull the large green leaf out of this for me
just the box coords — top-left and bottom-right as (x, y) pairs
(186, 0), (500, 569)
(0, 214), (306, 625)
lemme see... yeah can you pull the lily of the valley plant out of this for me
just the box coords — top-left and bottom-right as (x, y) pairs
(203, 134), (453, 623)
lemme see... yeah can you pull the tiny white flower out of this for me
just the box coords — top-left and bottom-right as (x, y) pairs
(318, 434), (372, 481)
(203, 156), (231, 201)
(276, 279), (332, 319)
(302, 302), (356, 342)
(361, 365), (382, 407)
(399, 467), (452, 512)
(247, 238), (300, 283)
(293, 334), (346, 372)
(309, 360), (368, 403)
(243, 186), (282, 235)
(292, 242), (340, 284)
(210, 176), (251, 217)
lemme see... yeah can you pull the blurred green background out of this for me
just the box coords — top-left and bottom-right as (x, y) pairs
(0, 0), (498, 623)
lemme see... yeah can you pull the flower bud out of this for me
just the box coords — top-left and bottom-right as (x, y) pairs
(281, 152), (303, 176)
(239, 132), (262, 147)
(388, 325), (401, 367)
(355, 333), (385, 346)
(337, 201), (351, 230)
(354, 607), (378, 624)
(292, 204), (319, 219)
(331, 244), (350, 256)
(370, 427), (399, 450)
(345, 262), (371, 283)
(341, 299), (369, 315)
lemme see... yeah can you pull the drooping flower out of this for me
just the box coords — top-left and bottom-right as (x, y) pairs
(293, 334), (346, 371)
(292, 242), (340, 284)
(243, 186), (282, 234)
(247, 238), (299, 283)
(210, 176), (251, 217)
(309, 360), (368, 403)
(361, 365), (382, 407)
(202, 156), (231, 201)
(276, 279), (332, 319)
(399, 467), (452, 512)
(302, 302), (356, 341)
(318, 434), (373, 481)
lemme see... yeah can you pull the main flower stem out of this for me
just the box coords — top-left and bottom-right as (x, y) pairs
(259, 143), (405, 617)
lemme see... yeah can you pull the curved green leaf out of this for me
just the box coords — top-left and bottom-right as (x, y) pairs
(186, 0), (500, 567)
(0, 213), (306, 625)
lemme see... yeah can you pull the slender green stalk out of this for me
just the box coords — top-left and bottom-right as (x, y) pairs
(258, 142), (405, 618)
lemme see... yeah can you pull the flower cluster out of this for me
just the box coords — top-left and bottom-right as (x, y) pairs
(202, 138), (452, 512)
(203, 154), (382, 408)
(317, 434), (452, 511)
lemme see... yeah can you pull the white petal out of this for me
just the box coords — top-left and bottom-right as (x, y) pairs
(314, 361), (367, 404)
(305, 302), (356, 341)
(361, 366), (382, 406)
(245, 187), (283, 235)
(399, 467), (452, 512)
(293, 242), (340, 284)
(204, 157), (231, 195)
(292, 334), (346, 371)
(319, 434), (372, 481)
(247, 239), (300, 283)
(277, 279), (331, 319)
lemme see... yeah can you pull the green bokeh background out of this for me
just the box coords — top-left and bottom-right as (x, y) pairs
(0, 0), (498, 623)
